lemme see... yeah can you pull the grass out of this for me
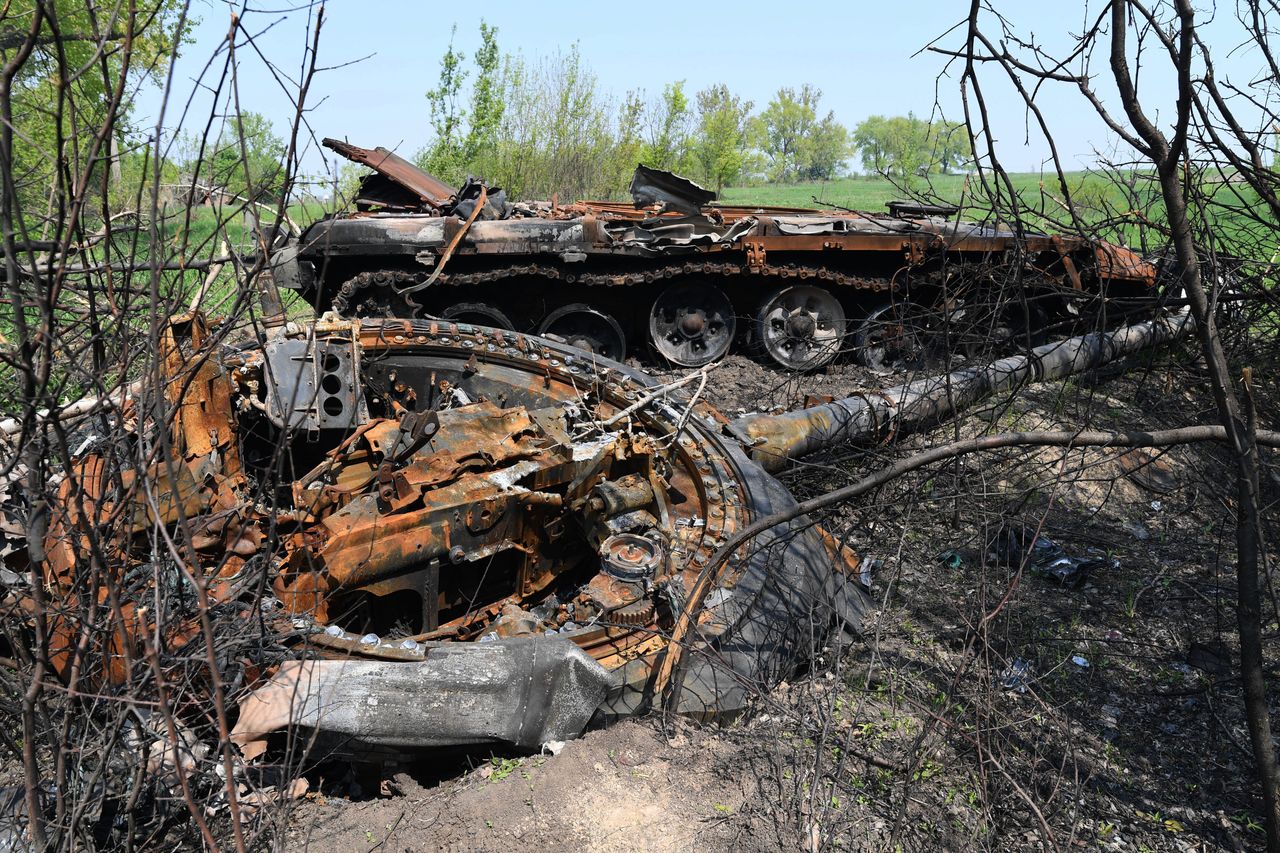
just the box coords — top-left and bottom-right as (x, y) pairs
(722, 169), (1278, 257)
(719, 171), (1157, 234)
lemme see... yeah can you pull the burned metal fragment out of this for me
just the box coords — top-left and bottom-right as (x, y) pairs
(628, 164), (718, 215)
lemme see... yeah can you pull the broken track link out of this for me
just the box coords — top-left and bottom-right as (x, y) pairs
(330, 261), (894, 319)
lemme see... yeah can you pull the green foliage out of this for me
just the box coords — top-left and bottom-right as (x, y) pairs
(463, 22), (503, 168)
(5, 0), (190, 215)
(416, 28), (849, 201)
(200, 111), (287, 203)
(853, 114), (971, 178)
(489, 45), (621, 199)
(691, 84), (754, 192)
(754, 85), (850, 182)
(642, 81), (693, 173)
(610, 90), (646, 193)
(487, 755), (520, 782)
(419, 25), (468, 181)
(108, 140), (180, 212)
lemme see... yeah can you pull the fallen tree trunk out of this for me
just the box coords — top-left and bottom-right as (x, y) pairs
(729, 310), (1193, 472)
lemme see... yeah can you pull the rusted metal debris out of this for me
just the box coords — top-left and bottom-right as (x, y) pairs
(275, 141), (1160, 371)
(323, 138), (457, 213)
(14, 313), (870, 767)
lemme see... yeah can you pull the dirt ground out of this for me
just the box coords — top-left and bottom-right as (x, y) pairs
(272, 344), (1277, 852)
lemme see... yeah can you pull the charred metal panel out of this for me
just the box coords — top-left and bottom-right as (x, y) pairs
(324, 137), (455, 211)
(232, 638), (612, 756)
(263, 332), (368, 431)
(629, 164), (717, 215)
(21, 313), (879, 762)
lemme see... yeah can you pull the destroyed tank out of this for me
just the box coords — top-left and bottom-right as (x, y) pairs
(270, 138), (1159, 371)
(15, 297), (1183, 763)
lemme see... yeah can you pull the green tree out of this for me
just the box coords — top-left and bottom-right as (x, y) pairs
(643, 81), (692, 173)
(754, 84), (849, 182)
(853, 114), (970, 178)
(203, 112), (286, 203)
(755, 85), (821, 182)
(109, 141), (179, 212)
(486, 45), (620, 199)
(691, 84), (754, 193)
(5, 0), (189, 214)
(852, 115), (892, 174)
(610, 90), (646, 190)
(802, 112), (849, 180)
(419, 25), (468, 180)
(929, 120), (971, 175)
(462, 22), (503, 173)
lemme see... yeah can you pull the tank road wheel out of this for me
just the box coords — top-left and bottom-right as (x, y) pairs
(442, 302), (516, 331)
(853, 302), (926, 370)
(648, 282), (737, 367)
(537, 304), (627, 361)
(754, 284), (846, 371)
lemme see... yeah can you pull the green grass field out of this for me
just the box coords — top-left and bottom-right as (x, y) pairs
(720, 171), (1148, 216)
(717, 170), (1190, 247)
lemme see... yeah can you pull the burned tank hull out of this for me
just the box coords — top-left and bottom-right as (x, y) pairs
(274, 139), (1159, 371)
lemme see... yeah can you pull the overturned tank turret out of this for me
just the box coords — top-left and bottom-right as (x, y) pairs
(270, 138), (1159, 371)
(27, 314), (869, 762)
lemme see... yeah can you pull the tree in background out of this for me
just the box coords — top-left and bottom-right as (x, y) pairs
(755, 85), (818, 182)
(853, 114), (970, 178)
(642, 81), (693, 173)
(691, 84), (754, 192)
(415, 25), (867, 199)
(202, 112), (286, 202)
(754, 85), (850, 182)
(6, 0), (189, 212)
(488, 45), (621, 199)
(418, 25), (468, 181)
(851, 115), (892, 174)
(418, 21), (507, 186)
(609, 90), (646, 194)
(109, 141), (180, 211)
(803, 112), (850, 181)
(462, 22), (504, 173)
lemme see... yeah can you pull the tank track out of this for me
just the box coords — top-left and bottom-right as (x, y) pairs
(331, 260), (893, 318)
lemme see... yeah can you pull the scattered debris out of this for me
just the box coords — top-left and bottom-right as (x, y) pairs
(986, 525), (1118, 589)
(1000, 658), (1034, 693)
(1187, 640), (1232, 676)
(1117, 448), (1178, 493)
(1123, 520), (1151, 541)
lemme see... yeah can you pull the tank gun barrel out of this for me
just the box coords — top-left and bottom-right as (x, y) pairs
(729, 310), (1193, 472)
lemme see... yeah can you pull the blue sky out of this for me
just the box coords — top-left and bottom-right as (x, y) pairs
(135, 0), (1258, 181)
